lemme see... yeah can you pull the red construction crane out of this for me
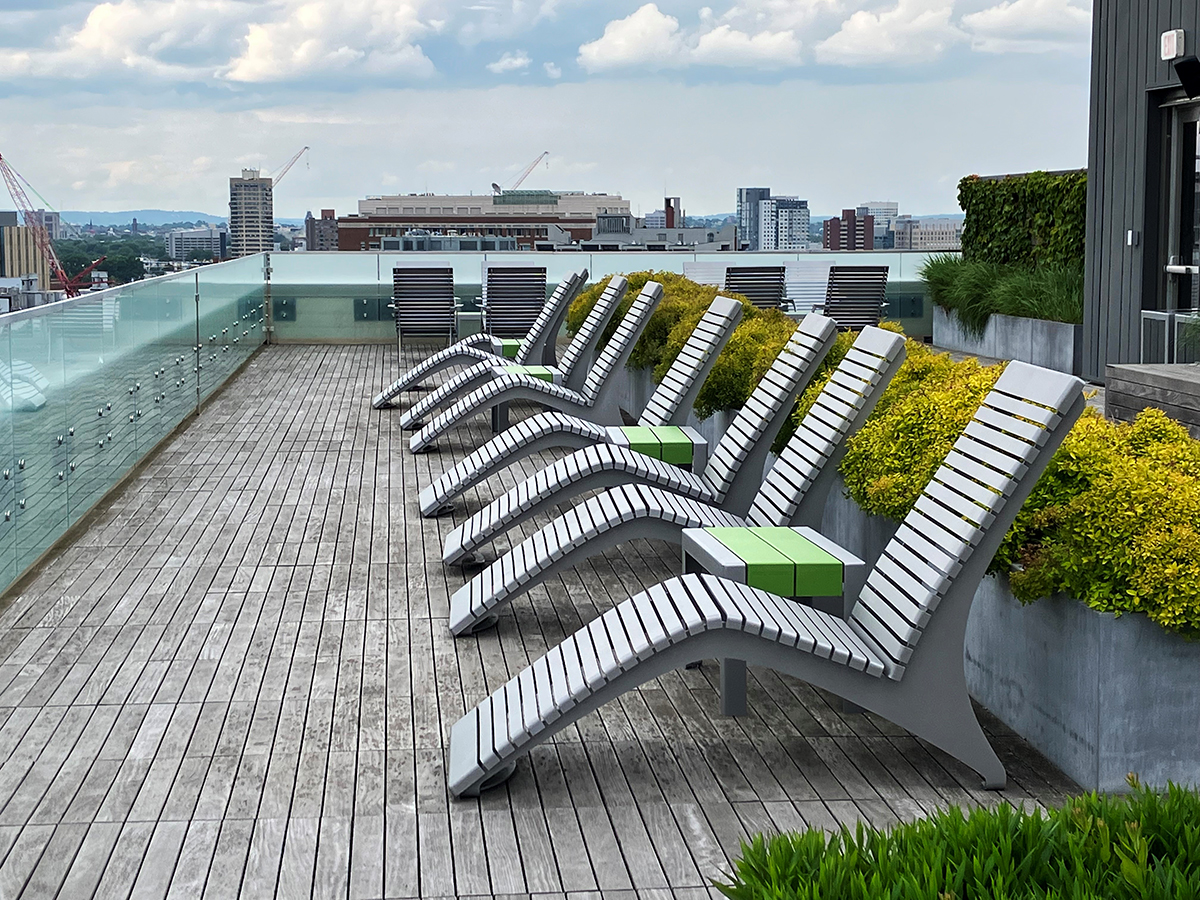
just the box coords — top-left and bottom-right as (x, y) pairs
(0, 152), (104, 297)
(272, 146), (309, 187)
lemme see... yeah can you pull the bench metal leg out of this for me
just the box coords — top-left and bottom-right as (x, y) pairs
(720, 658), (747, 716)
(490, 401), (510, 432)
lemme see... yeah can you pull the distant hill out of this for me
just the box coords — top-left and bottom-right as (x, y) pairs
(62, 210), (226, 227)
(60, 210), (308, 228)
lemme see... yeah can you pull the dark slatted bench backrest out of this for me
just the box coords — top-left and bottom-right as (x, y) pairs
(724, 266), (786, 309)
(393, 265), (456, 339)
(482, 265), (548, 338)
(823, 266), (889, 330)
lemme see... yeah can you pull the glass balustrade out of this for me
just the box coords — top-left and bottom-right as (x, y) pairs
(0, 258), (266, 589)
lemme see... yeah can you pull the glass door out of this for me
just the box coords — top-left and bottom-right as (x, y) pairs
(1165, 104), (1200, 312)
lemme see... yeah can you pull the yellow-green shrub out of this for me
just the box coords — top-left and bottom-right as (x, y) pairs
(567, 271), (795, 418)
(825, 343), (1200, 638)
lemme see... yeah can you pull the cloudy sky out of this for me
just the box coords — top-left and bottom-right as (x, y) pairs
(0, 0), (1093, 218)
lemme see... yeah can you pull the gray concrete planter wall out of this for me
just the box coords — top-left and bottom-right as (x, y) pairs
(615, 365), (735, 451)
(612, 367), (1200, 792)
(933, 306), (1083, 375)
(821, 476), (1200, 793)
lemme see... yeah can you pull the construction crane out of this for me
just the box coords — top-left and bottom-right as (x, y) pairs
(0, 151), (105, 298)
(492, 150), (549, 194)
(272, 146), (309, 186)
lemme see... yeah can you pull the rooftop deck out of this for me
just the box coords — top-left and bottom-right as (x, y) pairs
(0, 343), (1077, 899)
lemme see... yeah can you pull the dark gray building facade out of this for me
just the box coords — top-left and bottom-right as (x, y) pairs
(1086, 2), (1200, 380)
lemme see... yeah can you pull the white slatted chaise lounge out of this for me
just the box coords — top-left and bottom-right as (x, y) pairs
(417, 295), (747, 517)
(372, 270), (585, 409)
(446, 361), (1087, 797)
(440, 315), (840, 565)
(446, 327), (905, 635)
(398, 275), (627, 431)
(408, 281), (664, 453)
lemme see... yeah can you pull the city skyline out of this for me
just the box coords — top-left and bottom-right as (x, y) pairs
(0, 0), (1092, 217)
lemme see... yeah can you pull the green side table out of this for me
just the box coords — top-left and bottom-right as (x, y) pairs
(682, 526), (867, 620)
(604, 425), (708, 472)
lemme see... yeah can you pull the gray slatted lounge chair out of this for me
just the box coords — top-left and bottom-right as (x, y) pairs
(398, 275), (626, 430)
(417, 295), (746, 517)
(440, 315), (839, 565)
(816, 265), (889, 330)
(373, 270), (585, 409)
(446, 327), (905, 634)
(409, 281), (663, 453)
(446, 361), (1086, 797)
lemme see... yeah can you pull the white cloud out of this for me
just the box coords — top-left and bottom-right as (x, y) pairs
(486, 49), (532, 73)
(223, 0), (438, 82)
(543, 61), (562, 78)
(962, 0), (1091, 53)
(578, 3), (801, 72)
(815, 0), (967, 65)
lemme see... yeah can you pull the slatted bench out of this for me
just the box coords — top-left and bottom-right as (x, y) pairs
(481, 264), (548, 339)
(398, 275), (623, 430)
(817, 265), (890, 330)
(417, 296), (747, 516)
(446, 360), (1087, 798)
(445, 326), (904, 635)
(373, 270), (585, 409)
(409, 281), (663, 452)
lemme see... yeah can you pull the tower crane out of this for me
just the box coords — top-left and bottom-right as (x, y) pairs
(0, 151), (105, 298)
(272, 146), (309, 186)
(491, 151), (549, 194)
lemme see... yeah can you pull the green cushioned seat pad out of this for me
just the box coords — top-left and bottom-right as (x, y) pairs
(612, 425), (694, 464)
(704, 527), (843, 597)
(499, 339), (522, 358)
(501, 365), (554, 381)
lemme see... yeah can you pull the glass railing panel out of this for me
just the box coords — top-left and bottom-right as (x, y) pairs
(7, 303), (70, 572)
(0, 322), (17, 588)
(196, 257), (267, 402)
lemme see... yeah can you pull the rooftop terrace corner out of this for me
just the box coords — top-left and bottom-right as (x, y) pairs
(0, 341), (1079, 898)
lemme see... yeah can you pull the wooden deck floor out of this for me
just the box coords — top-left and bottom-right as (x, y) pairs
(0, 343), (1078, 899)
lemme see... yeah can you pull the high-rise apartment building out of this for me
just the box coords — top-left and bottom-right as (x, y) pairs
(305, 209), (339, 251)
(229, 169), (274, 257)
(758, 197), (809, 251)
(893, 216), (963, 250)
(0, 223), (51, 285)
(736, 188), (772, 250)
(822, 208), (875, 251)
(166, 225), (229, 260)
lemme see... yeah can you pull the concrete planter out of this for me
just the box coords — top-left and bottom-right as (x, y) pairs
(821, 476), (1200, 793)
(615, 365), (735, 451)
(933, 306), (1083, 375)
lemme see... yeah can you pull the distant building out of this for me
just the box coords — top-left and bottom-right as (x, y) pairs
(35, 209), (61, 241)
(758, 197), (809, 251)
(229, 169), (274, 257)
(0, 224), (50, 285)
(823, 208), (875, 251)
(664, 196), (684, 228)
(378, 232), (520, 252)
(858, 201), (899, 229)
(166, 225), (229, 260)
(642, 210), (667, 228)
(893, 216), (963, 250)
(0, 211), (18, 228)
(736, 187), (772, 250)
(341, 190), (630, 250)
(305, 209), (339, 251)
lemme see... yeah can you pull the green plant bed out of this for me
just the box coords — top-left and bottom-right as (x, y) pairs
(568, 271), (798, 419)
(718, 778), (1200, 899)
(782, 338), (1200, 637)
(921, 254), (1083, 337)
